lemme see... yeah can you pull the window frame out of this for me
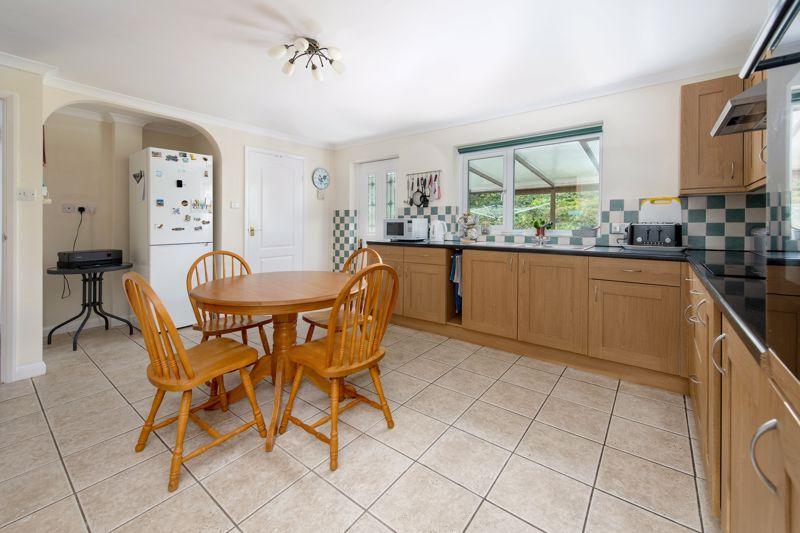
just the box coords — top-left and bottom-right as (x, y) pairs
(357, 158), (399, 239)
(459, 131), (602, 236)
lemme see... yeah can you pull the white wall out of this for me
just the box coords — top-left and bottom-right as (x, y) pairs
(333, 69), (737, 210)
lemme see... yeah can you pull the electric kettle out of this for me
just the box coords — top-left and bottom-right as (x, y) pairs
(429, 220), (447, 242)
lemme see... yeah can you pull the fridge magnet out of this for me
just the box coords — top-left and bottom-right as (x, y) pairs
(132, 170), (144, 184)
(151, 151), (162, 158)
(179, 152), (187, 157)
(194, 226), (203, 231)
(203, 171), (208, 177)
(190, 154), (196, 160)
(155, 198), (165, 207)
(171, 227), (185, 231)
(201, 219), (210, 225)
(181, 200), (189, 206)
(166, 154), (178, 162)
(155, 170), (163, 177)
(202, 156), (208, 161)
(172, 207), (181, 215)
(184, 214), (191, 222)
(155, 224), (164, 229)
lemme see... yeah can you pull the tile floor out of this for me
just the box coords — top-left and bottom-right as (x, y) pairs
(0, 322), (720, 533)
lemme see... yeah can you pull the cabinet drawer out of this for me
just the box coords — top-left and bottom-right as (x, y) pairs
(403, 247), (447, 265)
(369, 244), (403, 262)
(589, 257), (681, 286)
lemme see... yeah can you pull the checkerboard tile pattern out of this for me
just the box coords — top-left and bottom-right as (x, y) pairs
(400, 205), (460, 233)
(0, 324), (717, 532)
(332, 209), (358, 272)
(769, 190), (799, 252)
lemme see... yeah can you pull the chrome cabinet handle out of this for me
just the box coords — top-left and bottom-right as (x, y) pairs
(683, 304), (695, 324)
(689, 374), (701, 384)
(695, 299), (707, 326)
(508, 256), (513, 271)
(690, 289), (702, 295)
(727, 160), (735, 180)
(621, 268), (642, 273)
(521, 258), (527, 274)
(594, 285), (599, 302)
(759, 144), (767, 164)
(710, 333), (726, 375)
(750, 419), (779, 495)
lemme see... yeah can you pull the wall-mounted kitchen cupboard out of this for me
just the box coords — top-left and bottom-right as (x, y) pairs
(680, 73), (767, 195)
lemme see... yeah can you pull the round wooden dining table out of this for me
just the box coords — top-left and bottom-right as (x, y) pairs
(189, 270), (352, 450)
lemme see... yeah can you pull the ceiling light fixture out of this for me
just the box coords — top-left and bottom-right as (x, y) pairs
(267, 37), (345, 80)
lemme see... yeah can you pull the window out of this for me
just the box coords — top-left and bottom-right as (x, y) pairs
(357, 158), (398, 238)
(461, 127), (601, 234)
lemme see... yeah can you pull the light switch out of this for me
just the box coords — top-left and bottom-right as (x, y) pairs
(16, 188), (36, 201)
(230, 201), (241, 209)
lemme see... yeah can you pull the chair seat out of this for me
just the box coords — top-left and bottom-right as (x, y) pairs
(194, 315), (272, 336)
(285, 337), (386, 378)
(301, 309), (333, 328)
(147, 338), (259, 391)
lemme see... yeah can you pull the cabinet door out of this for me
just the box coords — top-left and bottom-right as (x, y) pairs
(518, 254), (588, 354)
(768, 350), (800, 533)
(384, 258), (404, 316)
(680, 75), (744, 193)
(721, 318), (783, 533)
(744, 71), (767, 189)
(588, 280), (680, 373)
(403, 262), (446, 323)
(462, 250), (518, 338)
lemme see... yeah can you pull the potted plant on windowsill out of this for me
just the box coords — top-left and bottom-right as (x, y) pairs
(533, 219), (553, 244)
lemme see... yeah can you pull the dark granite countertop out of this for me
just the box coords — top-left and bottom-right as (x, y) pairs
(368, 239), (799, 369)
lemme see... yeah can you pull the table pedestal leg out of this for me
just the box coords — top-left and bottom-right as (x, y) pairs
(264, 313), (297, 451)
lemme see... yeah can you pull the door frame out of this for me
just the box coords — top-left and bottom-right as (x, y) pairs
(243, 146), (305, 272)
(355, 157), (399, 240)
(0, 94), (16, 383)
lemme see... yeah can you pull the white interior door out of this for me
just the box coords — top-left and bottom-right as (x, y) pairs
(245, 148), (304, 272)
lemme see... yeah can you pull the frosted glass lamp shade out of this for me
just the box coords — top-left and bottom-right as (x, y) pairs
(267, 44), (287, 59)
(282, 61), (295, 76)
(312, 65), (324, 81)
(327, 47), (342, 61)
(293, 37), (309, 52)
(331, 60), (346, 74)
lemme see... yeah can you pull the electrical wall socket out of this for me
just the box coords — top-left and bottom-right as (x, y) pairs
(16, 188), (36, 201)
(62, 203), (97, 214)
(610, 222), (630, 234)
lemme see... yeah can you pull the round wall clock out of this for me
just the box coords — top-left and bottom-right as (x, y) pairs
(312, 167), (331, 190)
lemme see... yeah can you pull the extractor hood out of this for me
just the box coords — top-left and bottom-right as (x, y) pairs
(710, 80), (767, 137)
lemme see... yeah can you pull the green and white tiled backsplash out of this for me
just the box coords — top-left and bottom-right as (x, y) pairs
(397, 192), (768, 250)
(332, 209), (358, 271)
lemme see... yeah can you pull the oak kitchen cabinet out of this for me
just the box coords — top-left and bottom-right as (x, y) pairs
(370, 244), (405, 316)
(588, 258), (681, 374)
(402, 247), (449, 324)
(680, 73), (767, 195)
(518, 253), (588, 354)
(462, 250), (518, 338)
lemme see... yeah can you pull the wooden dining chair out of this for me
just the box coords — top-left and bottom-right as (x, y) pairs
(301, 247), (382, 343)
(187, 251), (273, 406)
(279, 263), (398, 470)
(123, 272), (267, 491)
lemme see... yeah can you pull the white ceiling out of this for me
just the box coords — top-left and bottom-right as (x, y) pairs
(0, 0), (768, 147)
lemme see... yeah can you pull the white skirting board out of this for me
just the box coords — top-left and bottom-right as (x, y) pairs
(12, 361), (47, 381)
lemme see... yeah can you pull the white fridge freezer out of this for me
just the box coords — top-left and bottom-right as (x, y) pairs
(148, 242), (212, 328)
(129, 147), (213, 328)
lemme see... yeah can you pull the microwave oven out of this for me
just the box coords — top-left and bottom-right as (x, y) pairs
(384, 218), (429, 241)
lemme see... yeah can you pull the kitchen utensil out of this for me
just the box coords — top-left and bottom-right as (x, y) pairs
(639, 197), (682, 223)
(429, 220), (447, 241)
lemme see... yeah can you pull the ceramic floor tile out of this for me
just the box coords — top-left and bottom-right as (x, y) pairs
(434, 368), (495, 398)
(241, 472), (362, 532)
(63, 427), (167, 491)
(365, 370), (428, 403)
(419, 427), (510, 496)
(395, 357), (452, 382)
(78, 451), (196, 533)
(0, 433), (59, 483)
(606, 416), (693, 474)
(458, 353), (514, 379)
(0, 411), (49, 449)
(381, 346), (422, 369)
(0, 394), (41, 425)
(347, 512), (393, 533)
(420, 344), (473, 366)
(516, 420), (603, 484)
(396, 337), (440, 356)
(619, 380), (685, 406)
(551, 377), (617, 413)
(0, 461), (72, 528)
(596, 448), (701, 530)
(0, 379), (33, 403)
(370, 463), (482, 533)
(405, 384), (475, 424)
(563, 367), (619, 390)
(480, 381), (547, 418)
(535, 396), (611, 443)
(315, 434), (412, 507)
(42, 348), (92, 373)
(367, 406), (447, 459)
(332, 391), (400, 432)
(691, 438), (706, 479)
(131, 389), (210, 418)
(467, 501), (541, 532)
(33, 362), (113, 408)
(411, 330), (449, 343)
(0, 496), (86, 533)
(488, 454), (591, 533)
(499, 364), (559, 394)
(473, 346), (521, 364)
(202, 446), (307, 523)
(441, 338), (481, 354)
(115, 484), (233, 533)
(454, 400), (531, 451)
(514, 356), (566, 375)
(51, 403), (143, 456)
(181, 419), (264, 480)
(45, 388), (127, 429)
(585, 490), (693, 533)
(613, 393), (689, 436)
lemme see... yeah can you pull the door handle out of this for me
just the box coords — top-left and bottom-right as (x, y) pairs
(689, 374), (701, 384)
(507, 256), (513, 271)
(594, 285), (599, 302)
(727, 160), (735, 180)
(694, 299), (707, 326)
(683, 304), (695, 324)
(690, 289), (702, 295)
(759, 144), (767, 164)
(710, 333), (726, 375)
(521, 258), (527, 274)
(621, 268), (642, 273)
(749, 419), (779, 495)
(249, 226), (256, 237)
